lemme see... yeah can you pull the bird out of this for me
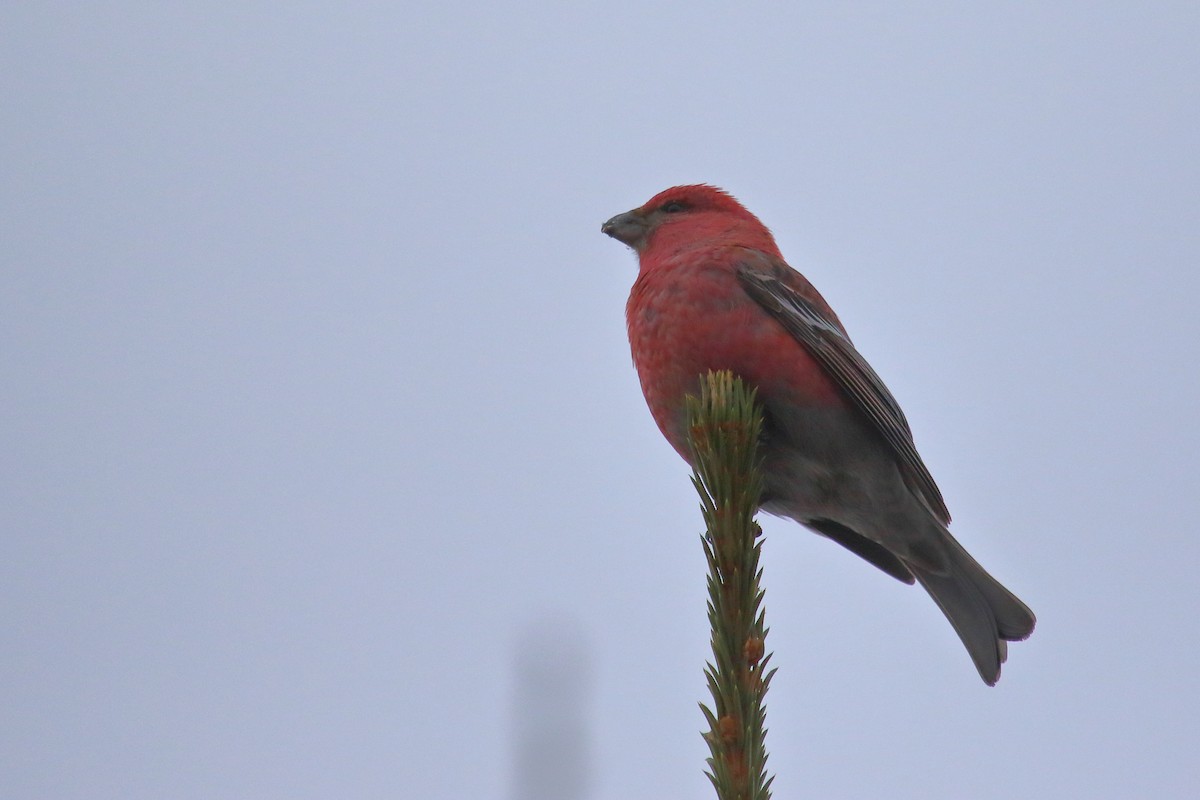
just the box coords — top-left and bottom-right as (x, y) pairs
(602, 184), (1035, 684)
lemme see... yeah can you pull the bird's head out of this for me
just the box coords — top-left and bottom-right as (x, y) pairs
(601, 184), (778, 258)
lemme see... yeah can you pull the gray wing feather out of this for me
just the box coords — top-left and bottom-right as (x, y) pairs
(737, 264), (951, 524)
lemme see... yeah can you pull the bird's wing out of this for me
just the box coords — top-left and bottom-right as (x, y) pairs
(736, 255), (951, 524)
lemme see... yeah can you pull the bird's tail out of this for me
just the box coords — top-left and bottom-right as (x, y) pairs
(908, 528), (1036, 685)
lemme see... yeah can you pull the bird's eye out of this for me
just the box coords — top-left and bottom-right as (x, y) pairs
(662, 201), (688, 213)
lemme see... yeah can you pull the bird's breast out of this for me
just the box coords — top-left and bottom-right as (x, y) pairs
(626, 261), (842, 459)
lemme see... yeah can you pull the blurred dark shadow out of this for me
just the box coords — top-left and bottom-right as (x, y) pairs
(508, 620), (594, 800)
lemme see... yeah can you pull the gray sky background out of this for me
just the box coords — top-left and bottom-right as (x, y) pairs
(3, 3), (1198, 798)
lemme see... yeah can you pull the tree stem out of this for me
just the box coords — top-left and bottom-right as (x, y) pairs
(687, 371), (774, 800)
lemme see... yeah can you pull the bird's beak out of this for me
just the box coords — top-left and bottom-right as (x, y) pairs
(601, 209), (650, 250)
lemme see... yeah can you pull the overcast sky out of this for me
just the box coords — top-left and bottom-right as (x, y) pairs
(3, 3), (1198, 798)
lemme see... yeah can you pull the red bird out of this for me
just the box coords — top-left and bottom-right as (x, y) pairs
(603, 184), (1034, 684)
